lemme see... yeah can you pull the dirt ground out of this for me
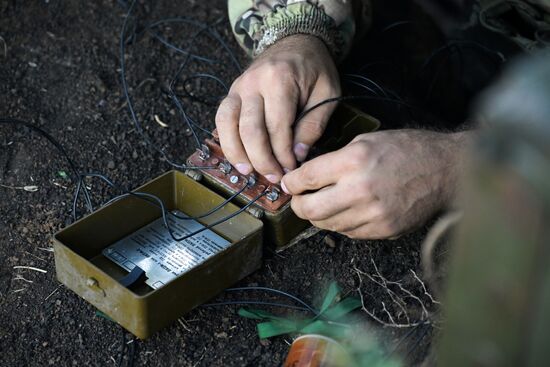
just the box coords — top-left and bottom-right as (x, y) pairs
(0, 1), (506, 366)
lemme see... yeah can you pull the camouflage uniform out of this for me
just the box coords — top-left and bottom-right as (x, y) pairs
(228, 0), (372, 62)
(228, 0), (550, 61)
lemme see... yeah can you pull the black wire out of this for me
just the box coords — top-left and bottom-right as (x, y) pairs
(294, 95), (426, 126)
(380, 20), (413, 34)
(202, 301), (311, 312)
(82, 172), (247, 219)
(144, 17), (224, 64)
(225, 286), (319, 316)
(344, 74), (390, 98)
(145, 17), (242, 72)
(168, 190), (267, 242)
(0, 118), (93, 218)
(119, 0), (218, 171)
(77, 172), (262, 242)
(177, 73), (228, 106)
(419, 39), (505, 77)
(148, 30), (218, 64)
(168, 56), (203, 148)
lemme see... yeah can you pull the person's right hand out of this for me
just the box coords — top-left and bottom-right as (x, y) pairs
(215, 34), (341, 183)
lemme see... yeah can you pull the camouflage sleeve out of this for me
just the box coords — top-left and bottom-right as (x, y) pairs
(228, 0), (372, 62)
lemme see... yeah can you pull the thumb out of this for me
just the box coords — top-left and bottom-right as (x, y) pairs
(293, 80), (339, 162)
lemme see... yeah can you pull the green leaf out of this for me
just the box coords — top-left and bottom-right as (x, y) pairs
(257, 319), (301, 339)
(322, 297), (362, 321)
(238, 308), (287, 321)
(319, 282), (341, 314)
(58, 170), (68, 179)
(238, 282), (361, 341)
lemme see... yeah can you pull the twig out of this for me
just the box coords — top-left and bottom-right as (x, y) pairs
(0, 183), (39, 192)
(52, 181), (68, 190)
(356, 263), (410, 322)
(44, 284), (63, 302)
(13, 275), (33, 283)
(192, 348), (206, 367)
(37, 247), (55, 252)
(353, 255), (441, 328)
(354, 269), (422, 328)
(154, 114), (169, 128)
(24, 251), (47, 262)
(411, 270), (441, 305)
(13, 266), (47, 273)
(178, 318), (192, 332)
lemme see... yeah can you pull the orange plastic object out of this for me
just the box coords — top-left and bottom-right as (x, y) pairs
(283, 335), (349, 367)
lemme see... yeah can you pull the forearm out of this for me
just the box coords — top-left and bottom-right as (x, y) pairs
(227, 0), (372, 62)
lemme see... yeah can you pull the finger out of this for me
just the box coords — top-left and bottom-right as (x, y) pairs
(314, 199), (389, 235)
(341, 224), (385, 240)
(264, 81), (299, 172)
(215, 94), (252, 174)
(281, 148), (348, 195)
(341, 220), (400, 240)
(293, 77), (340, 161)
(290, 185), (351, 221)
(311, 205), (372, 233)
(239, 94), (283, 182)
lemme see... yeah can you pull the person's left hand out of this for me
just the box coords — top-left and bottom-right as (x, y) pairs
(281, 129), (470, 239)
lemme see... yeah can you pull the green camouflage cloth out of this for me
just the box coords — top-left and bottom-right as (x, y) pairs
(228, 0), (550, 62)
(478, 0), (550, 51)
(228, 0), (372, 62)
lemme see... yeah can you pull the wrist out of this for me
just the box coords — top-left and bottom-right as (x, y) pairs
(255, 2), (341, 60)
(262, 34), (329, 58)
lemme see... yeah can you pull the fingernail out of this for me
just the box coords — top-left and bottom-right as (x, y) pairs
(265, 174), (279, 184)
(281, 180), (289, 194)
(235, 163), (252, 175)
(293, 143), (310, 162)
(283, 168), (291, 174)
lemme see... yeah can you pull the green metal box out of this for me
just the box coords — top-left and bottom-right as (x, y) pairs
(53, 170), (263, 339)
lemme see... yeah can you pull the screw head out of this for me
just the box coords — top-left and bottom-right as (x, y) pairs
(230, 175), (239, 184)
(266, 188), (280, 202)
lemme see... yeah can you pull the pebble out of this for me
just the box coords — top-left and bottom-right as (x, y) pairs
(214, 331), (227, 339)
(107, 160), (115, 169)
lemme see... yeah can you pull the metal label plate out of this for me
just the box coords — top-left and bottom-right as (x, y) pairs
(102, 210), (231, 289)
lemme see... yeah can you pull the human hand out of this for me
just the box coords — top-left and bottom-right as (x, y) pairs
(215, 34), (340, 183)
(281, 130), (470, 239)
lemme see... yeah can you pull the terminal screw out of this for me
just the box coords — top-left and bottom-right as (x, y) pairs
(198, 144), (210, 160)
(230, 175), (239, 184)
(219, 160), (232, 174)
(247, 174), (257, 188)
(266, 187), (280, 202)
